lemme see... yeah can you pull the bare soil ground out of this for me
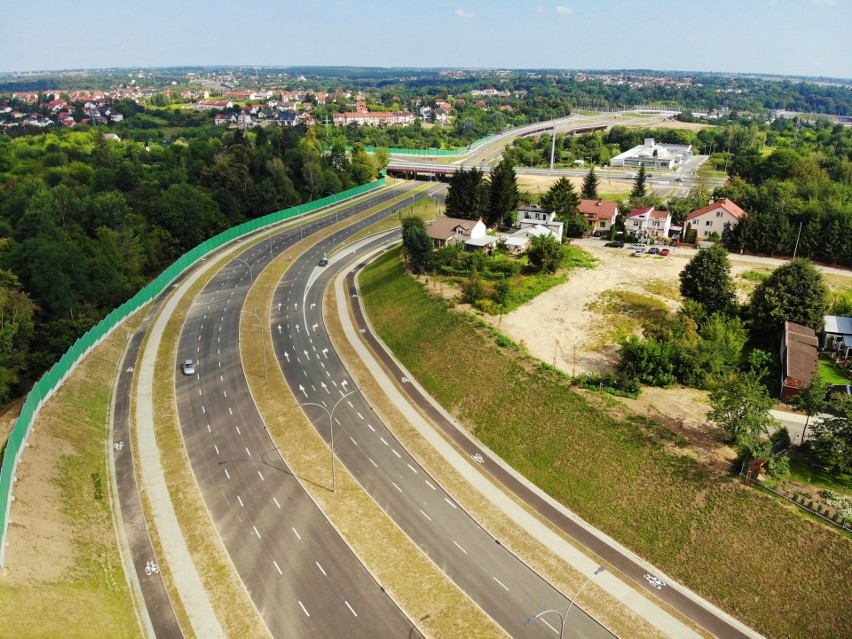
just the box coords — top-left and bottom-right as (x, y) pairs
(517, 174), (627, 196)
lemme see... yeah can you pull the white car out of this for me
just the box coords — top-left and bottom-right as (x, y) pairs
(181, 359), (196, 375)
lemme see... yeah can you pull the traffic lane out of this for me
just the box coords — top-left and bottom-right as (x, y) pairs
(174, 192), (423, 638)
(346, 266), (754, 639)
(114, 318), (184, 639)
(277, 235), (611, 639)
(179, 262), (420, 639)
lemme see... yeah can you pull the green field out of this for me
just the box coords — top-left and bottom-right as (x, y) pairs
(360, 248), (852, 639)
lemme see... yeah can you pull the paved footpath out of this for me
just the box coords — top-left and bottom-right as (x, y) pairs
(334, 248), (764, 639)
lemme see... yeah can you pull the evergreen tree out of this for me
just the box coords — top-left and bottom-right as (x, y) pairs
(630, 165), (648, 199)
(401, 217), (433, 274)
(541, 176), (587, 238)
(445, 167), (488, 220)
(487, 157), (519, 228)
(580, 166), (600, 199)
(679, 243), (736, 316)
(749, 259), (829, 339)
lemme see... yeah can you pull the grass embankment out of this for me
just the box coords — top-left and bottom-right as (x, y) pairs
(360, 248), (852, 639)
(0, 320), (140, 638)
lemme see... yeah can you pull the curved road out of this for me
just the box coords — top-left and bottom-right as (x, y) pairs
(172, 184), (424, 637)
(269, 191), (614, 638)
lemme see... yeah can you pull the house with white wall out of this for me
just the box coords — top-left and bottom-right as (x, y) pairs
(626, 206), (671, 239)
(684, 198), (747, 242)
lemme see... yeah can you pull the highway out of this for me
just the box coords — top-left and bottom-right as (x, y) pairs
(172, 184), (424, 638)
(269, 186), (614, 639)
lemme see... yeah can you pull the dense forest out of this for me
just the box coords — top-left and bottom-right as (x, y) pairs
(0, 122), (379, 405)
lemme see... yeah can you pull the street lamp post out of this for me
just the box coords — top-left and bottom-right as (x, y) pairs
(240, 310), (267, 379)
(298, 389), (358, 492)
(523, 566), (605, 639)
(234, 257), (257, 315)
(264, 228), (274, 264)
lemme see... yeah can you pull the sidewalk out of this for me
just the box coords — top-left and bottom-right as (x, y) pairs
(333, 253), (763, 639)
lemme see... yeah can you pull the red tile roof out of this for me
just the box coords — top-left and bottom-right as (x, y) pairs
(685, 198), (747, 223)
(578, 199), (619, 221)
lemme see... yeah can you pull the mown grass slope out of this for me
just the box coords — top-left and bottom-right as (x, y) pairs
(361, 247), (852, 639)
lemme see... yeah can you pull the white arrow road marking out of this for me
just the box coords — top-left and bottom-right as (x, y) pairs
(322, 348), (328, 358)
(299, 385), (308, 397)
(321, 382), (329, 393)
(284, 352), (290, 362)
(312, 323), (318, 332)
(310, 303), (316, 310)
(277, 324), (282, 334)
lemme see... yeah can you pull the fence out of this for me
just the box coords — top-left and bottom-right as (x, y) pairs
(325, 134), (495, 158)
(0, 177), (386, 570)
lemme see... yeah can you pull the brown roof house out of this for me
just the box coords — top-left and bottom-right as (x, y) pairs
(426, 216), (491, 250)
(684, 198), (747, 243)
(578, 199), (620, 234)
(780, 321), (819, 401)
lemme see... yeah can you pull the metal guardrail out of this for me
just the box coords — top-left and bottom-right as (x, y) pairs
(0, 177), (386, 570)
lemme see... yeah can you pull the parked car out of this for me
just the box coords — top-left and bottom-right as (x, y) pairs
(647, 247), (661, 255)
(660, 248), (670, 256)
(181, 359), (196, 375)
(631, 249), (644, 257)
(829, 384), (852, 398)
(604, 241), (624, 248)
(318, 256), (329, 266)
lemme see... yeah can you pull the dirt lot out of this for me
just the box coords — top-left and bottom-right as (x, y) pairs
(517, 173), (629, 196)
(473, 242), (799, 467)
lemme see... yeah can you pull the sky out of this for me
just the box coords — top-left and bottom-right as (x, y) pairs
(1, 0), (850, 79)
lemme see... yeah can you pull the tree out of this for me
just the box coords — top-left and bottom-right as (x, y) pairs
(540, 177), (579, 222)
(679, 243), (736, 316)
(809, 399), (852, 473)
(788, 374), (829, 443)
(749, 259), (829, 339)
(630, 165), (648, 199)
(708, 372), (778, 446)
(526, 234), (564, 274)
(580, 166), (600, 199)
(445, 167), (488, 220)
(401, 217), (433, 274)
(487, 157), (519, 228)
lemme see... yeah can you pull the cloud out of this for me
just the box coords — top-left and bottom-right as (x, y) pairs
(536, 5), (544, 11)
(454, 8), (474, 18)
(555, 5), (574, 13)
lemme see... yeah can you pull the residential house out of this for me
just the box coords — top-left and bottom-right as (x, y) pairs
(236, 113), (253, 127)
(683, 198), (747, 242)
(822, 315), (852, 358)
(332, 111), (415, 126)
(505, 224), (558, 254)
(626, 206), (671, 239)
(426, 216), (487, 249)
(214, 113), (235, 126)
(517, 206), (564, 241)
(196, 99), (233, 110)
(276, 110), (299, 126)
(577, 199), (620, 234)
(780, 321), (819, 401)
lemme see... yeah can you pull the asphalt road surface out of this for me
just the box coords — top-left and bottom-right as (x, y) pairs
(269, 187), (615, 639)
(113, 288), (185, 638)
(173, 184), (424, 638)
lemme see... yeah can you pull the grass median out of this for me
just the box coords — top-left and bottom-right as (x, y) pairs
(360, 247), (852, 639)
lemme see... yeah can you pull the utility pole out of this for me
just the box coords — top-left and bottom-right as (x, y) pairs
(550, 118), (558, 171)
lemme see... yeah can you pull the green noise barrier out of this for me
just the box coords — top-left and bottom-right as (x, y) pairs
(0, 176), (386, 569)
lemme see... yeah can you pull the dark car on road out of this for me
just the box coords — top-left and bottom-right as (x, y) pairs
(318, 256), (329, 266)
(604, 241), (624, 248)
